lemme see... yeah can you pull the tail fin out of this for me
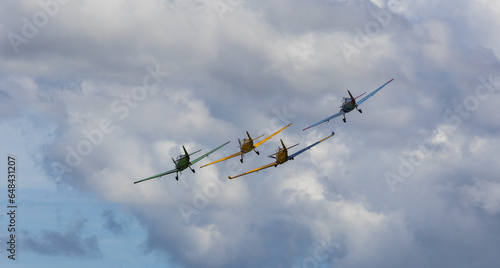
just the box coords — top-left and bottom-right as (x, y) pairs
(246, 131), (252, 141)
(348, 90), (355, 101)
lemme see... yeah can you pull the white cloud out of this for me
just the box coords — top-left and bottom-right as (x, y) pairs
(278, 170), (326, 202)
(3, 0), (500, 267)
(462, 179), (500, 215)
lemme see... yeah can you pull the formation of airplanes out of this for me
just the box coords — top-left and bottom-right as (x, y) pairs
(134, 79), (394, 184)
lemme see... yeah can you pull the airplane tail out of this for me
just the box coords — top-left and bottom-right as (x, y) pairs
(348, 90), (355, 101)
(348, 90), (366, 103)
(286, 143), (300, 150)
(355, 92), (366, 99)
(268, 139), (290, 158)
(182, 146), (201, 157)
(253, 134), (265, 140)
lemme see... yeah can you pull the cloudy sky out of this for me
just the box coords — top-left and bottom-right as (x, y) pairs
(1, 0), (500, 267)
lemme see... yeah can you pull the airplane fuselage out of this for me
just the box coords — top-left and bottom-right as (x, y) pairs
(175, 154), (190, 171)
(341, 98), (357, 113)
(276, 149), (288, 164)
(240, 139), (254, 153)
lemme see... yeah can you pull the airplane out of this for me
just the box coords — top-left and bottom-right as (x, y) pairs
(228, 132), (334, 180)
(303, 79), (394, 131)
(200, 123), (292, 168)
(134, 141), (230, 184)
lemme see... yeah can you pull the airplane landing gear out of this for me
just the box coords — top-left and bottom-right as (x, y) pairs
(255, 150), (260, 155)
(343, 118), (346, 123)
(189, 166), (195, 173)
(355, 105), (362, 114)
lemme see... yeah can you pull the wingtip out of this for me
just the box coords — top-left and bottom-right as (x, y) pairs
(228, 176), (233, 180)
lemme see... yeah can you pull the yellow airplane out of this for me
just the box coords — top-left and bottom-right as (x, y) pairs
(200, 123), (292, 168)
(228, 132), (334, 179)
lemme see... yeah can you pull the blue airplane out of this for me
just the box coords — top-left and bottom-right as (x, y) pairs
(303, 79), (394, 131)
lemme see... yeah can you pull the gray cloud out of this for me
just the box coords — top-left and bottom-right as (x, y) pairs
(22, 217), (102, 259)
(101, 209), (128, 235)
(3, 0), (500, 267)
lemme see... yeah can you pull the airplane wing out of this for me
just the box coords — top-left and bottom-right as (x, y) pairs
(188, 149), (202, 156)
(200, 151), (243, 168)
(133, 168), (178, 184)
(254, 123), (292, 148)
(190, 141), (230, 166)
(356, 79), (394, 106)
(303, 111), (344, 131)
(228, 161), (278, 180)
(288, 132), (334, 160)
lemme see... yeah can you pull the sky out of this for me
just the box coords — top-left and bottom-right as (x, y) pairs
(1, 0), (500, 267)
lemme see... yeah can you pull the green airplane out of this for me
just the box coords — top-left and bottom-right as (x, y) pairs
(134, 141), (230, 184)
